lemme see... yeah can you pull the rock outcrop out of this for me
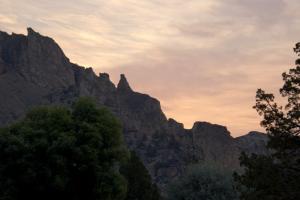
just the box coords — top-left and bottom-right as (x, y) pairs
(0, 28), (268, 191)
(235, 131), (269, 155)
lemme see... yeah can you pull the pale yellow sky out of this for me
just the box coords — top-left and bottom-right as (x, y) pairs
(1, 0), (299, 136)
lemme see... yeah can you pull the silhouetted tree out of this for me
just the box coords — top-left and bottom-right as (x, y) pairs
(121, 151), (161, 200)
(0, 98), (128, 200)
(234, 43), (300, 200)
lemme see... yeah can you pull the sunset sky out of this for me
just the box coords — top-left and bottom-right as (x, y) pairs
(1, 0), (300, 136)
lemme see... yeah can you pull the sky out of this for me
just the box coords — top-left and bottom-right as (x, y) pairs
(1, 0), (300, 136)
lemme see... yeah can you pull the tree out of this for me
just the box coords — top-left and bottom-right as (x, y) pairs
(167, 164), (238, 200)
(120, 151), (161, 200)
(0, 98), (128, 200)
(234, 44), (300, 200)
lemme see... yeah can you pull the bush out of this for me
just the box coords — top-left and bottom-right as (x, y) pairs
(121, 151), (161, 200)
(167, 164), (238, 200)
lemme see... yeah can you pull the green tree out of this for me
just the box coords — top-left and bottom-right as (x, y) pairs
(234, 44), (300, 200)
(167, 164), (238, 200)
(121, 151), (161, 200)
(0, 98), (128, 200)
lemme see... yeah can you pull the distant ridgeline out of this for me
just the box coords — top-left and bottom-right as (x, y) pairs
(0, 28), (268, 190)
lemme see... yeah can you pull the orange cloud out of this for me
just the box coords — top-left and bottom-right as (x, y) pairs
(0, 0), (299, 136)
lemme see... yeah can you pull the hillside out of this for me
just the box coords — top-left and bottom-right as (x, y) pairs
(0, 28), (268, 190)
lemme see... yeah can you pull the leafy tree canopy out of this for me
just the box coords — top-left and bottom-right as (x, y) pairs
(0, 98), (128, 200)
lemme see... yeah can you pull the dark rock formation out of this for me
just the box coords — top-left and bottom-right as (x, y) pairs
(235, 131), (269, 155)
(0, 28), (268, 191)
(191, 122), (240, 168)
(117, 74), (132, 92)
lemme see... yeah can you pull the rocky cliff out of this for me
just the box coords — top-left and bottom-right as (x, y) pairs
(0, 28), (268, 190)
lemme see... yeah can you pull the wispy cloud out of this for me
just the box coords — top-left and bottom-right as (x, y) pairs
(0, 0), (299, 136)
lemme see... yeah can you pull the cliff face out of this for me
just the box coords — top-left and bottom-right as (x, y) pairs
(0, 28), (268, 189)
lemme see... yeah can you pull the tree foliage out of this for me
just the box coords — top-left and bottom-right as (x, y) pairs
(121, 151), (161, 200)
(0, 98), (128, 200)
(167, 164), (238, 200)
(234, 44), (300, 200)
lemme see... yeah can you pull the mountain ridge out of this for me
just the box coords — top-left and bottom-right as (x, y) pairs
(0, 28), (268, 191)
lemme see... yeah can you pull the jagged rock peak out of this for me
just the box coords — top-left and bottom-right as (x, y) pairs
(27, 27), (39, 36)
(117, 74), (132, 92)
(192, 121), (231, 136)
(168, 118), (184, 129)
(192, 121), (227, 130)
(99, 73), (110, 80)
(27, 27), (46, 40)
(0, 28), (74, 88)
(0, 30), (9, 39)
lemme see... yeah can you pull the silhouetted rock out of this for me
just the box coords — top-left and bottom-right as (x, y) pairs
(235, 131), (269, 155)
(0, 28), (268, 192)
(191, 122), (240, 167)
(117, 74), (132, 92)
